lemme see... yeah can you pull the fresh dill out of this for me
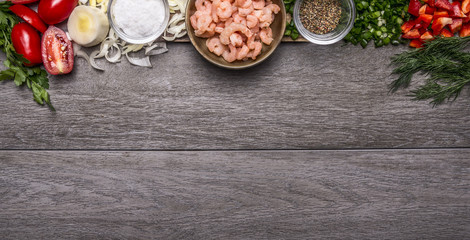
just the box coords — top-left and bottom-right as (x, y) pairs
(390, 36), (470, 106)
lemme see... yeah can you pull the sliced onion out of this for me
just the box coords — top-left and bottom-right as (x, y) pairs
(125, 53), (152, 68)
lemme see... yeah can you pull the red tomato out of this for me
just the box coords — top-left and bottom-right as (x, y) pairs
(11, 23), (42, 66)
(38, 0), (78, 25)
(9, 0), (39, 4)
(41, 26), (74, 75)
(9, 4), (47, 33)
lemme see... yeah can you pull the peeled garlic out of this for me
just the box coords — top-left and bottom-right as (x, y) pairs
(67, 6), (109, 47)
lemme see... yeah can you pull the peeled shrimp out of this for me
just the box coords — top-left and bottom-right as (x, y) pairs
(252, 0), (265, 9)
(260, 27), (273, 45)
(196, 0), (212, 14)
(230, 33), (244, 47)
(222, 44), (237, 62)
(191, 0), (280, 63)
(246, 14), (258, 28)
(217, 1), (233, 19)
(219, 22), (252, 45)
(236, 44), (250, 60)
(251, 41), (262, 59)
(207, 37), (227, 56)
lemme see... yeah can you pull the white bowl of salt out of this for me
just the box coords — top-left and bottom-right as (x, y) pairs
(108, 0), (170, 44)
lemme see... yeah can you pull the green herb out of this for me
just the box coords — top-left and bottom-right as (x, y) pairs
(344, 0), (409, 48)
(390, 37), (470, 106)
(284, 0), (299, 40)
(0, 1), (54, 110)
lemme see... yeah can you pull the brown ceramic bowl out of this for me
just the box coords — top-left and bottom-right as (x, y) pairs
(185, 0), (286, 69)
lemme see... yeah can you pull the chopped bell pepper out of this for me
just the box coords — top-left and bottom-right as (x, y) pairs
(432, 17), (453, 34)
(420, 31), (435, 41)
(409, 0), (422, 16)
(463, 0), (470, 14)
(451, 2), (467, 18)
(433, 10), (450, 20)
(423, 0), (435, 7)
(449, 18), (463, 33)
(440, 28), (453, 37)
(401, 19), (417, 33)
(425, 6), (436, 14)
(409, 39), (424, 48)
(402, 29), (421, 39)
(460, 23), (470, 36)
(435, 0), (453, 11)
(419, 5), (427, 15)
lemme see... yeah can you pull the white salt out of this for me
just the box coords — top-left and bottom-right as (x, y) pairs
(113, 0), (166, 38)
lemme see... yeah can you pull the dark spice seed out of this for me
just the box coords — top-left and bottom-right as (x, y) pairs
(299, 0), (342, 34)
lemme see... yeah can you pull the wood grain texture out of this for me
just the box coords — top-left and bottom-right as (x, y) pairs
(0, 149), (469, 239)
(1, 43), (470, 150)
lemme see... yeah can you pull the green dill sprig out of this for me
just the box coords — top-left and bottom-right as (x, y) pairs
(390, 37), (470, 106)
(0, 1), (54, 110)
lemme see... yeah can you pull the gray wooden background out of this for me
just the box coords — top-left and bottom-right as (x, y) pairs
(1, 42), (469, 239)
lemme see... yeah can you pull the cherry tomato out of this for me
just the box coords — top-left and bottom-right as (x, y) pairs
(41, 26), (74, 75)
(9, 4), (47, 33)
(11, 22), (42, 66)
(38, 0), (78, 25)
(9, 0), (39, 4)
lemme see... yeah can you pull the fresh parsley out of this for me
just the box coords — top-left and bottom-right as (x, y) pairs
(0, 1), (54, 110)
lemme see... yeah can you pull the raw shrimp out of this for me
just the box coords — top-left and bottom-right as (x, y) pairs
(246, 14), (258, 28)
(232, 12), (247, 25)
(196, 0), (212, 14)
(211, 0), (220, 22)
(219, 22), (252, 45)
(265, 3), (280, 14)
(222, 44), (237, 62)
(238, 5), (254, 16)
(230, 33), (244, 47)
(235, 0), (252, 8)
(215, 22), (225, 33)
(207, 37), (227, 56)
(236, 44), (250, 60)
(259, 27), (273, 45)
(217, 1), (233, 19)
(196, 22), (216, 38)
(251, 41), (262, 59)
(196, 13), (213, 32)
(252, 0), (265, 9)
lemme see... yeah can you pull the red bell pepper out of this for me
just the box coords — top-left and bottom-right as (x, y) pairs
(449, 18), (463, 33)
(433, 10), (450, 20)
(419, 5), (427, 15)
(463, 0), (470, 14)
(401, 19), (417, 33)
(432, 17), (453, 34)
(423, 0), (435, 7)
(409, 39), (424, 48)
(460, 23), (470, 36)
(441, 28), (453, 37)
(402, 29), (421, 39)
(435, 0), (453, 11)
(451, 2), (467, 18)
(420, 31), (434, 41)
(409, 0), (422, 16)
(425, 6), (436, 14)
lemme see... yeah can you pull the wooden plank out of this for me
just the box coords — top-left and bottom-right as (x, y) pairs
(1, 43), (470, 150)
(0, 149), (469, 239)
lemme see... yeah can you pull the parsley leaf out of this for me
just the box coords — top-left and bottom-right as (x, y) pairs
(0, 1), (54, 111)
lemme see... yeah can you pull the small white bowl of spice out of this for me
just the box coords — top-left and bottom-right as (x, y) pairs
(293, 0), (355, 45)
(108, 0), (170, 44)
